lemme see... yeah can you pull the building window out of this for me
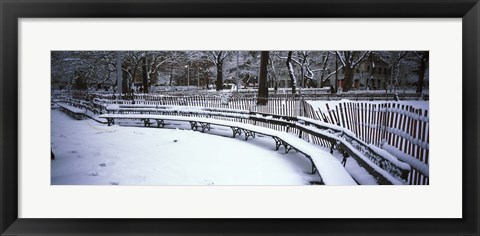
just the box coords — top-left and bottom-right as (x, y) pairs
(367, 65), (370, 72)
(356, 68), (360, 73)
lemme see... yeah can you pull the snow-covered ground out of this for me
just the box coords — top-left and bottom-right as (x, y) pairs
(51, 109), (325, 185)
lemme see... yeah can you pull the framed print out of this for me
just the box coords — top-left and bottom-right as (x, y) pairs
(1, 0), (479, 235)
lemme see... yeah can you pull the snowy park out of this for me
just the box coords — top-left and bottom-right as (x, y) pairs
(51, 109), (321, 185)
(51, 51), (429, 185)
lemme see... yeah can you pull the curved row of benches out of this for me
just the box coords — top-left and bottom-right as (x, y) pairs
(99, 113), (357, 185)
(57, 100), (412, 185)
(99, 103), (418, 179)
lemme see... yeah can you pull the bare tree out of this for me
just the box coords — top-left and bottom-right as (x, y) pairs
(207, 51), (231, 91)
(286, 51), (297, 94)
(414, 51), (429, 93)
(51, 51), (117, 91)
(268, 52), (280, 93)
(336, 51), (370, 91)
(257, 51), (269, 105)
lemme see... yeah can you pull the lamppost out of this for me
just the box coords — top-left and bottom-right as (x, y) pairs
(185, 65), (202, 89)
(184, 65), (190, 87)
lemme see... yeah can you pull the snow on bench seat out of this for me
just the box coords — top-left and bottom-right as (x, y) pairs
(107, 104), (250, 114)
(57, 102), (86, 120)
(297, 116), (410, 184)
(272, 131), (357, 185)
(57, 102), (85, 114)
(98, 113), (357, 185)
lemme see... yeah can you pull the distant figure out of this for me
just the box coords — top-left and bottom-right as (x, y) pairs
(330, 85), (336, 94)
(394, 92), (400, 101)
(51, 149), (55, 160)
(340, 148), (349, 167)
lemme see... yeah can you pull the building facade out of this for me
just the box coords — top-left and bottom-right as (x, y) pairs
(334, 56), (390, 90)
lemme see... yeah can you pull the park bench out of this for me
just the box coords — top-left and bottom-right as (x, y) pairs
(57, 102), (86, 120)
(98, 113), (357, 185)
(104, 104), (250, 117)
(98, 105), (412, 184)
(296, 116), (411, 184)
(60, 92), (425, 184)
(216, 112), (412, 184)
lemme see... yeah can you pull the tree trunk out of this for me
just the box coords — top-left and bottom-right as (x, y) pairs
(416, 52), (428, 93)
(268, 57), (278, 94)
(215, 63), (223, 91)
(257, 51), (269, 105)
(169, 66), (174, 86)
(319, 53), (330, 88)
(121, 65), (129, 94)
(286, 51), (296, 94)
(300, 65), (305, 88)
(335, 53), (338, 92)
(116, 51), (123, 95)
(142, 57), (149, 93)
(149, 72), (157, 86)
(343, 67), (354, 92)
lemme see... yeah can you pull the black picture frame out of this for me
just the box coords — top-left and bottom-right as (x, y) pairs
(1, 0), (479, 235)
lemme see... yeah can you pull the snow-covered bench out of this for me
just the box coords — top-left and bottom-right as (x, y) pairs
(98, 113), (357, 185)
(105, 104), (250, 115)
(95, 101), (415, 184)
(98, 105), (412, 184)
(297, 117), (411, 185)
(57, 102), (86, 120)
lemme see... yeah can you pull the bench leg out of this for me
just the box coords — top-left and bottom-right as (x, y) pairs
(156, 119), (165, 128)
(142, 119), (151, 127)
(273, 137), (288, 151)
(107, 118), (114, 126)
(305, 155), (317, 174)
(330, 141), (335, 154)
(284, 144), (293, 154)
(199, 122), (210, 132)
(231, 127), (242, 138)
(273, 137), (282, 150)
(189, 121), (198, 131)
(242, 129), (255, 141)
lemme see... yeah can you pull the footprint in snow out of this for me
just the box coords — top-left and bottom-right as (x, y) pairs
(110, 181), (119, 185)
(88, 172), (98, 176)
(99, 162), (115, 167)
